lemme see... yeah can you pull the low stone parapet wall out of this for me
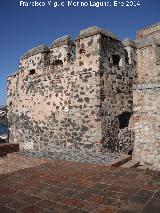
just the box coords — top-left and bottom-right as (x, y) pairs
(0, 143), (19, 157)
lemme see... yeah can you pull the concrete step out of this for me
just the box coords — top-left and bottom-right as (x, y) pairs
(107, 154), (132, 167)
(120, 160), (140, 168)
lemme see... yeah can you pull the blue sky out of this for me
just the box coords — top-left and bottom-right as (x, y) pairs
(0, 0), (160, 105)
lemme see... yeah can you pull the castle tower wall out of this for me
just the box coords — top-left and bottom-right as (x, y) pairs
(7, 29), (104, 152)
(99, 35), (135, 153)
(133, 24), (160, 170)
(7, 26), (135, 153)
(7, 23), (160, 170)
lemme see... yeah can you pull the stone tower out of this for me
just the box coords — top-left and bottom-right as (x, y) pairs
(7, 26), (134, 153)
(7, 23), (160, 170)
(133, 23), (160, 170)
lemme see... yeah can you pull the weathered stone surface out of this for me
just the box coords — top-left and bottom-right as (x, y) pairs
(132, 23), (160, 171)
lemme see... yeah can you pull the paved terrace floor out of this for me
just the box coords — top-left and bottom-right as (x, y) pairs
(0, 160), (160, 213)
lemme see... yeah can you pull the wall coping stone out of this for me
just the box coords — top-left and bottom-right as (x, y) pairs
(136, 37), (160, 49)
(8, 71), (19, 77)
(136, 23), (160, 34)
(76, 26), (118, 40)
(123, 38), (136, 48)
(50, 35), (75, 48)
(20, 45), (49, 60)
(136, 23), (160, 40)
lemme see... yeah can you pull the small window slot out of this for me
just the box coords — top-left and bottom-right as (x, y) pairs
(112, 55), (121, 67)
(79, 48), (86, 54)
(29, 69), (36, 75)
(53, 60), (63, 67)
(118, 112), (131, 129)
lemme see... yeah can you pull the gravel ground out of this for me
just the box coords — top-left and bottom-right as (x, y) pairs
(15, 149), (121, 164)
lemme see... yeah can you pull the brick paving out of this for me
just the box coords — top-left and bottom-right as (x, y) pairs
(0, 160), (160, 213)
(0, 155), (49, 175)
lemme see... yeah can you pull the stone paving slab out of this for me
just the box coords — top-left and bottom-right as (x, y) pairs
(13, 150), (121, 164)
(0, 160), (160, 213)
